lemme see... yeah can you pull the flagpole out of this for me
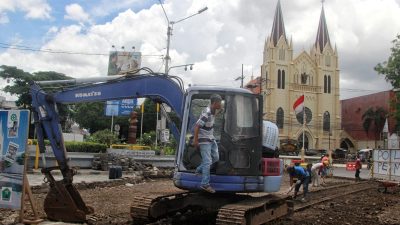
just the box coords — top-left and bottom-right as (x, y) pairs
(301, 94), (305, 161)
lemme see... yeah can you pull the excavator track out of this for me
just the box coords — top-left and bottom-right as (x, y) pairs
(216, 195), (290, 225)
(131, 192), (191, 224)
(131, 192), (290, 225)
(131, 194), (162, 224)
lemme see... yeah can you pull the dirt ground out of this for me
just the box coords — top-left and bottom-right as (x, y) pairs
(0, 174), (399, 225)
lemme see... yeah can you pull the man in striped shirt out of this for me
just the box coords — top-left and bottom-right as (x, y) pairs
(194, 94), (222, 193)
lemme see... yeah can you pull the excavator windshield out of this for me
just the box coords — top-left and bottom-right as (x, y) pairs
(224, 94), (260, 140)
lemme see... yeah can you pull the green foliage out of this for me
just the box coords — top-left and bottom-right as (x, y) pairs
(139, 131), (157, 146)
(0, 65), (73, 131)
(163, 146), (176, 155)
(30, 139), (50, 146)
(65, 142), (107, 153)
(71, 102), (132, 136)
(0, 65), (72, 108)
(375, 35), (400, 131)
(29, 139), (106, 153)
(72, 102), (116, 134)
(88, 129), (119, 146)
(163, 137), (177, 155)
(136, 99), (157, 135)
(375, 34), (400, 88)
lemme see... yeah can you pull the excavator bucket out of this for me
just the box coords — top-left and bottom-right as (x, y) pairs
(43, 173), (93, 222)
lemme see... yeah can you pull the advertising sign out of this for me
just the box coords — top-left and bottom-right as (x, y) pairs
(105, 99), (137, 116)
(0, 110), (29, 209)
(107, 51), (141, 75)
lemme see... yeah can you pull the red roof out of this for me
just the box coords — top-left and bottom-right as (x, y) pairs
(245, 77), (262, 94)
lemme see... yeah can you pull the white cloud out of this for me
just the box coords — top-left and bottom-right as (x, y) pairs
(90, 0), (145, 17)
(0, 0), (51, 20)
(0, 0), (399, 101)
(64, 4), (91, 23)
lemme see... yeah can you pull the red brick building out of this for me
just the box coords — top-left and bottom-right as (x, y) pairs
(340, 90), (396, 152)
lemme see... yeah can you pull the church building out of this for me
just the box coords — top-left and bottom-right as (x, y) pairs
(260, 0), (341, 152)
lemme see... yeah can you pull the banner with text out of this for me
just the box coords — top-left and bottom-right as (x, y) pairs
(0, 110), (29, 209)
(373, 149), (400, 181)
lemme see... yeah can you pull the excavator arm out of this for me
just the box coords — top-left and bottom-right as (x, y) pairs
(29, 73), (185, 222)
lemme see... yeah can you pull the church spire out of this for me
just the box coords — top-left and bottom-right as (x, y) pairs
(315, 4), (331, 52)
(270, 0), (286, 47)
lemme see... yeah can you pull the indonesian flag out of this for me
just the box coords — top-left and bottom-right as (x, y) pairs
(293, 95), (304, 115)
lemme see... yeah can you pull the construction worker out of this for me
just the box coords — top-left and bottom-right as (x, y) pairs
(286, 165), (310, 202)
(355, 155), (362, 182)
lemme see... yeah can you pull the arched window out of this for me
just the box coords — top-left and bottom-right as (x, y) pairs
(324, 75), (327, 93)
(276, 107), (284, 129)
(277, 69), (281, 89)
(282, 70), (285, 89)
(328, 76), (331, 93)
(323, 111), (330, 132)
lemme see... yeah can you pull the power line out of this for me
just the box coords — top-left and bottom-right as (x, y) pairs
(0, 42), (163, 57)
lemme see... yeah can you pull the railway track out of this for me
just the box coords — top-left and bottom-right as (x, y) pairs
(293, 181), (378, 212)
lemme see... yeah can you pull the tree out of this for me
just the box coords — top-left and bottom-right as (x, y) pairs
(137, 98), (158, 134)
(362, 107), (387, 148)
(375, 34), (400, 88)
(71, 102), (129, 135)
(0, 65), (72, 108)
(135, 99), (181, 141)
(88, 129), (119, 146)
(375, 34), (400, 131)
(0, 65), (73, 134)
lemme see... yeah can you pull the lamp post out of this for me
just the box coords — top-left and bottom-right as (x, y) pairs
(159, 1), (207, 75)
(329, 129), (332, 151)
(167, 63), (194, 74)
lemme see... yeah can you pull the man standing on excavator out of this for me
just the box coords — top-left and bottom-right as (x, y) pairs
(194, 94), (222, 193)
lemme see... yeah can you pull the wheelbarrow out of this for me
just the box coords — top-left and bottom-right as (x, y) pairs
(377, 180), (399, 193)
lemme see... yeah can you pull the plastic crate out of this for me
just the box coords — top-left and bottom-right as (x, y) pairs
(262, 158), (281, 176)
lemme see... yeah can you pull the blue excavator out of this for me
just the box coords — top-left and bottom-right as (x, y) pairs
(30, 69), (291, 224)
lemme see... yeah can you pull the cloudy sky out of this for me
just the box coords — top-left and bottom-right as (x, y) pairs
(0, 0), (399, 101)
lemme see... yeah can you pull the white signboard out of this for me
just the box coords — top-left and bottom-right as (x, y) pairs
(373, 149), (400, 179)
(388, 133), (399, 149)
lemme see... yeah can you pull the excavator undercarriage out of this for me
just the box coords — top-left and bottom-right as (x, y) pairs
(131, 191), (292, 225)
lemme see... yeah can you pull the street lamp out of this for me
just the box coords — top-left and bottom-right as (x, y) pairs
(167, 63), (194, 74)
(159, 1), (208, 75)
(329, 129), (332, 151)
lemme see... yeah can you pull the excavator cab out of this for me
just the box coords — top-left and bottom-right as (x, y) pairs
(175, 87), (272, 192)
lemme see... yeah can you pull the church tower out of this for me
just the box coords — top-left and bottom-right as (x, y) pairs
(261, 1), (341, 152)
(261, 0), (293, 133)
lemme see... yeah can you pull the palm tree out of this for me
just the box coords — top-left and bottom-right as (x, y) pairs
(362, 107), (388, 147)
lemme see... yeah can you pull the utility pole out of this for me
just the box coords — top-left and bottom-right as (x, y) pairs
(241, 64), (244, 88)
(235, 64), (245, 88)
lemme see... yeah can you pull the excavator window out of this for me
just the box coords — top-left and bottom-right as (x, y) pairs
(182, 93), (225, 170)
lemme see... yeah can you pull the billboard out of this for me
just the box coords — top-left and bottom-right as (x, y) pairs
(0, 110), (29, 209)
(105, 99), (137, 116)
(107, 51), (141, 75)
